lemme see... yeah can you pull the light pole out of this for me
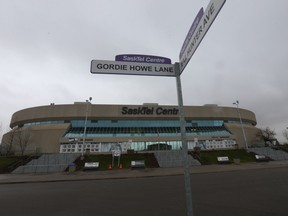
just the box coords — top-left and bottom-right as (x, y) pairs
(233, 100), (248, 150)
(82, 97), (92, 158)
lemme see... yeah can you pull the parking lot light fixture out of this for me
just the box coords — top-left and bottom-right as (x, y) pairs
(82, 97), (92, 157)
(233, 100), (248, 150)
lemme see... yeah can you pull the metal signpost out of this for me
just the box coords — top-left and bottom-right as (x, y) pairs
(90, 0), (226, 215)
(176, 0), (226, 215)
(112, 149), (121, 167)
(174, 62), (194, 216)
(111, 144), (122, 168)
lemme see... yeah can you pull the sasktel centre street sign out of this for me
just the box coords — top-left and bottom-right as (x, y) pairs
(179, 0), (226, 73)
(115, 54), (171, 64)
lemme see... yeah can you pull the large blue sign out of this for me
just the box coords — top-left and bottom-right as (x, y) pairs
(179, 8), (204, 60)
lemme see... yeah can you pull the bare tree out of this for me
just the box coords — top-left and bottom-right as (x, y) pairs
(283, 129), (288, 144)
(260, 127), (277, 146)
(16, 127), (31, 155)
(0, 122), (3, 145)
(0, 129), (16, 155)
(0, 123), (4, 155)
(0, 123), (2, 147)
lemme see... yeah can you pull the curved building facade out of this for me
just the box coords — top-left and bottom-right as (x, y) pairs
(2, 103), (264, 154)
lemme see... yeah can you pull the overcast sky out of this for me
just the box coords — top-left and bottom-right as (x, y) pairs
(1, 0), (288, 142)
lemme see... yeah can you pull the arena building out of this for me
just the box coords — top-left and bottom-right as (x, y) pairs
(1, 103), (264, 154)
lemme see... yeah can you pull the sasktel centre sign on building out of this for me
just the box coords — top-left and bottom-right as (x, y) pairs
(121, 106), (179, 115)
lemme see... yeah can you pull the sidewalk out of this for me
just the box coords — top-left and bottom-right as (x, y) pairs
(1, 160), (288, 184)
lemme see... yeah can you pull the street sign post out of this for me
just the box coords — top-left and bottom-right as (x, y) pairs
(91, 60), (175, 77)
(174, 63), (194, 216)
(176, 1), (226, 215)
(90, 1), (226, 215)
(179, 0), (226, 72)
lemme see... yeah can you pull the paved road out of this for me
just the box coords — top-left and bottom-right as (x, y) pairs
(0, 167), (288, 216)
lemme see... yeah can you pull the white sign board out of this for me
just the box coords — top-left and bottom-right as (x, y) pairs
(84, 162), (99, 168)
(179, 0), (226, 73)
(91, 60), (175, 77)
(111, 149), (121, 157)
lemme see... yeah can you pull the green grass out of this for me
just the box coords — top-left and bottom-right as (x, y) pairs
(193, 149), (256, 165)
(75, 153), (159, 170)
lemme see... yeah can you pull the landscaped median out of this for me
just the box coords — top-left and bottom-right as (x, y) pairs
(0, 149), (267, 174)
(74, 153), (159, 171)
(191, 149), (257, 165)
(75, 149), (260, 171)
